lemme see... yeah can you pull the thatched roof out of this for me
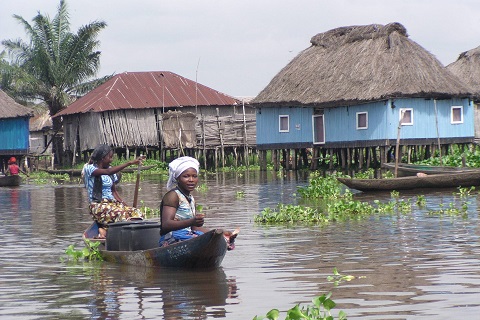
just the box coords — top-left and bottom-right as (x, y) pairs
(0, 89), (33, 119)
(253, 22), (473, 108)
(446, 46), (480, 97)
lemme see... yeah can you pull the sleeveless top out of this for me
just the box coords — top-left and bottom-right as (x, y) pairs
(8, 164), (19, 175)
(160, 189), (196, 242)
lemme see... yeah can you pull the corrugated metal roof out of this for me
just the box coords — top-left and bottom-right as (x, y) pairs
(54, 71), (239, 117)
(0, 89), (33, 119)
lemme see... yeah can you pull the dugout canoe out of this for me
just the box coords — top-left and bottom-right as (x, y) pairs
(337, 170), (480, 192)
(83, 221), (228, 269)
(382, 162), (480, 177)
(41, 165), (155, 176)
(0, 175), (22, 187)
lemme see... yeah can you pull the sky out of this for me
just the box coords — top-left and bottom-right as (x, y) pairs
(1, 0), (480, 99)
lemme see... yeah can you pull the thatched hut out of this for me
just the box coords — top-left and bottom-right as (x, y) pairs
(447, 46), (480, 98)
(252, 22), (474, 170)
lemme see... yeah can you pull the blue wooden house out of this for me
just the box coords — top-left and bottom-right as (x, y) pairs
(0, 89), (33, 170)
(252, 23), (474, 170)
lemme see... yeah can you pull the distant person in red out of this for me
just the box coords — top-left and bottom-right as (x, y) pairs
(5, 157), (28, 176)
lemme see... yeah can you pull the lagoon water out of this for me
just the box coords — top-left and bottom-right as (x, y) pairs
(1, 171), (480, 319)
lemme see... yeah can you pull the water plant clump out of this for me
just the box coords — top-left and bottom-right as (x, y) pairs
(255, 173), (421, 224)
(253, 292), (347, 320)
(64, 239), (103, 262)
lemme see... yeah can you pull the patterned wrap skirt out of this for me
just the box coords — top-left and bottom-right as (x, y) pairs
(89, 199), (144, 226)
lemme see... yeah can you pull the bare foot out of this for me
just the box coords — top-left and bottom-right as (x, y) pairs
(97, 227), (107, 239)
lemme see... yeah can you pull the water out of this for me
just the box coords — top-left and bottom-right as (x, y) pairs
(1, 171), (480, 319)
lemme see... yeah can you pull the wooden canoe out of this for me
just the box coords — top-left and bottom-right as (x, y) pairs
(337, 170), (480, 191)
(0, 175), (22, 187)
(83, 221), (228, 269)
(382, 162), (480, 177)
(41, 165), (155, 176)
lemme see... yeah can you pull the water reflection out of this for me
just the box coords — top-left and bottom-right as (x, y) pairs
(84, 264), (237, 319)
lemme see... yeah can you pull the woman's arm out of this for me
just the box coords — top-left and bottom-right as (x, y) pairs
(111, 183), (126, 205)
(92, 155), (145, 176)
(161, 191), (205, 234)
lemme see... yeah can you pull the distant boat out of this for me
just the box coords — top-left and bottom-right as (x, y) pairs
(0, 175), (22, 187)
(337, 170), (480, 192)
(382, 162), (480, 177)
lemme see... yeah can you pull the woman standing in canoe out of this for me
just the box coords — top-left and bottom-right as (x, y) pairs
(83, 144), (145, 236)
(159, 156), (238, 249)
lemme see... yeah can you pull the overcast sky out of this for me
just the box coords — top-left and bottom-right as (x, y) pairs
(1, 0), (480, 98)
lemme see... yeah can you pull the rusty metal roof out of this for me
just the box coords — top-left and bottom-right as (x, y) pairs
(54, 71), (239, 117)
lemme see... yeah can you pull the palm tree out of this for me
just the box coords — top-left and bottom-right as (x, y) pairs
(1, 0), (109, 165)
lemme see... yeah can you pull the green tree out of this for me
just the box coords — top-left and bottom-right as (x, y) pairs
(1, 0), (109, 165)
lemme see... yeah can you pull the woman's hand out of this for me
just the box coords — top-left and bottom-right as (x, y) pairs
(192, 213), (205, 227)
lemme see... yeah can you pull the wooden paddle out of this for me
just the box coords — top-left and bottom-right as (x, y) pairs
(132, 157), (142, 208)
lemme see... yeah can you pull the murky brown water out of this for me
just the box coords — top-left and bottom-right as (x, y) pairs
(1, 171), (480, 319)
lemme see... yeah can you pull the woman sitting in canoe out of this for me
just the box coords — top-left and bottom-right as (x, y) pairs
(5, 157), (28, 176)
(159, 156), (238, 250)
(83, 144), (145, 237)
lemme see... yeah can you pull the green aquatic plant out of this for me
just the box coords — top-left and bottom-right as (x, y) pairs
(27, 171), (69, 184)
(255, 174), (422, 224)
(416, 195), (426, 207)
(253, 292), (347, 320)
(390, 190), (400, 199)
(327, 268), (356, 286)
(353, 168), (375, 179)
(296, 172), (343, 200)
(456, 186), (475, 198)
(236, 190), (246, 199)
(138, 202), (160, 219)
(427, 201), (469, 217)
(255, 204), (329, 224)
(64, 240), (103, 262)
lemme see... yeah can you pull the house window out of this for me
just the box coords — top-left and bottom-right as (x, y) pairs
(451, 106), (463, 124)
(279, 115), (289, 132)
(356, 112), (368, 129)
(399, 108), (413, 125)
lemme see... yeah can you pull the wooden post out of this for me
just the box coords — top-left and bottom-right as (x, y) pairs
(434, 99), (443, 165)
(341, 148), (346, 169)
(394, 110), (405, 178)
(216, 108), (225, 167)
(201, 115), (207, 170)
(358, 148), (364, 170)
(242, 100), (249, 167)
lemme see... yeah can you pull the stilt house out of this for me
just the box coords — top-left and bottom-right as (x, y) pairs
(0, 89), (33, 170)
(53, 71), (256, 166)
(252, 22), (474, 170)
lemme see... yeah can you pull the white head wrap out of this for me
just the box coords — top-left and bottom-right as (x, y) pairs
(166, 156), (200, 190)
